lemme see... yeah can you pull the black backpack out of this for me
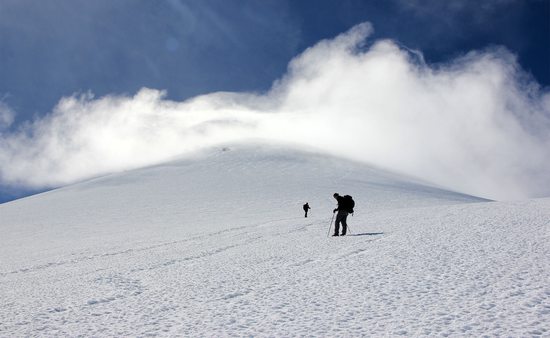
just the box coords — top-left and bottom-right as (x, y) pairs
(343, 195), (355, 213)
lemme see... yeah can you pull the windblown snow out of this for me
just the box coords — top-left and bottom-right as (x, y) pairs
(0, 144), (548, 336)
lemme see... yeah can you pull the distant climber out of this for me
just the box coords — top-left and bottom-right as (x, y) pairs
(332, 193), (354, 236)
(303, 202), (311, 218)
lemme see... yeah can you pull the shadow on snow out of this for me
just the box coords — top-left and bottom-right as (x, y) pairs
(348, 232), (384, 237)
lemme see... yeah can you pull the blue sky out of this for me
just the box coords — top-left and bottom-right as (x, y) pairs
(0, 0), (549, 202)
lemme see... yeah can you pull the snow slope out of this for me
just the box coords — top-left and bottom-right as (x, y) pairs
(0, 144), (548, 336)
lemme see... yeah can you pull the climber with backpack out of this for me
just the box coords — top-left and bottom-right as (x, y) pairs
(331, 193), (355, 236)
(303, 202), (311, 218)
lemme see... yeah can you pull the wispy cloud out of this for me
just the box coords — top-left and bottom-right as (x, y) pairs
(394, 0), (522, 20)
(0, 102), (15, 130)
(0, 22), (548, 200)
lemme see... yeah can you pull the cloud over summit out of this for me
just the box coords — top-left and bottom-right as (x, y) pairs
(0, 23), (548, 200)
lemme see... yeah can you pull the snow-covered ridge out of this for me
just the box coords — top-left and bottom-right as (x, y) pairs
(0, 144), (485, 265)
(1, 144), (547, 336)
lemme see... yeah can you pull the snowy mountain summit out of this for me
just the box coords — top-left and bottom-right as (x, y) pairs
(1, 144), (548, 336)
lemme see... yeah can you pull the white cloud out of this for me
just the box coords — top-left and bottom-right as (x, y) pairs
(0, 102), (15, 130)
(0, 22), (549, 200)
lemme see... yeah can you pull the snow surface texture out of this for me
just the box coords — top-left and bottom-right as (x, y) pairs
(0, 145), (549, 336)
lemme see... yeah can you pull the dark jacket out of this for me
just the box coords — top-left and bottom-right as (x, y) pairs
(334, 195), (347, 212)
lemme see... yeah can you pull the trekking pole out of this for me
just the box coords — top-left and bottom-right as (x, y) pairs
(347, 212), (354, 235)
(327, 213), (335, 237)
